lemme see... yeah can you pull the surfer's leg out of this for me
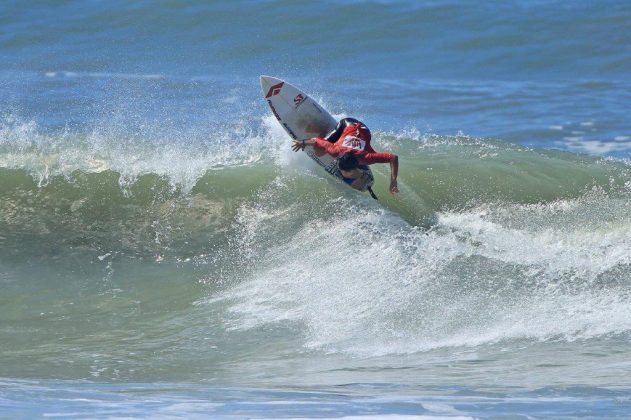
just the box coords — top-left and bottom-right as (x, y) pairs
(324, 117), (358, 143)
(324, 120), (345, 143)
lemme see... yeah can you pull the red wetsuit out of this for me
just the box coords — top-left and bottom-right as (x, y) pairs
(314, 121), (395, 165)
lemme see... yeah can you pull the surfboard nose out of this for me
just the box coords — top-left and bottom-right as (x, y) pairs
(260, 75), (283, 96)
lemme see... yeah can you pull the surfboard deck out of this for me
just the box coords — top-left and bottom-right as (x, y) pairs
(260, 75), (373, 191)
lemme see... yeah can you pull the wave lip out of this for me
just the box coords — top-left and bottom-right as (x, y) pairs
(0, 114), (284, 191)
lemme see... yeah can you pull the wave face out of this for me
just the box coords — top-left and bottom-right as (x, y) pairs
(2, 114), (630, 258)
(2, 115), (631, 388)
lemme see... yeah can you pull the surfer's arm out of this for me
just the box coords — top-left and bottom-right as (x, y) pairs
(291, 138), (339, 157)
(292, 138), (316, 152)
(362, 152), (399, 194)
(311, 138), (340, 157)
(389, 155), (399, 193)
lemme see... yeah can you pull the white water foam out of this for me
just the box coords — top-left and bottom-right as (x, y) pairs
(0, 114), (289, 191)
(212, 193), (631, 356)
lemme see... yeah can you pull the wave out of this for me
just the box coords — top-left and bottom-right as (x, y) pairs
(2, 114), (631, 258)
(2, 117), (631, 372)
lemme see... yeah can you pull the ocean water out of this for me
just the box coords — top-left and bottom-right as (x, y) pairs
(2, 0), (631, 418)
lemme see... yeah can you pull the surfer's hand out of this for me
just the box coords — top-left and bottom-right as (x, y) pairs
(291, 140), (306, 152)
(389, 179), (399, 194)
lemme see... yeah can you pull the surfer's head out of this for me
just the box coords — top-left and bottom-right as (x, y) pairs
(337, 152), (359, 172)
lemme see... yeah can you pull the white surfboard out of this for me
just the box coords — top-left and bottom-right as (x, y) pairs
(260, 75), (374, 191)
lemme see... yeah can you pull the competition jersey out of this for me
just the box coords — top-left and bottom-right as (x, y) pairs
(314, 138), (394, 165)
(335, 121), (375, 153)
(314, 121), (393, 165)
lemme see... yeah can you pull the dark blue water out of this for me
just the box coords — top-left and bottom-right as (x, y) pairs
(2, 0), (630, 153)
(1, 1), (631, 418)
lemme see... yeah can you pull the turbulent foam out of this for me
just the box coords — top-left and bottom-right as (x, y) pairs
(215, 193), (631, 356)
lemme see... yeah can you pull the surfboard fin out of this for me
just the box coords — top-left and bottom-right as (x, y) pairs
(367, 187), (378, 200)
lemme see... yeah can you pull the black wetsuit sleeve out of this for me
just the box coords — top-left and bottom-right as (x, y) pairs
(324, 117), (360, 143)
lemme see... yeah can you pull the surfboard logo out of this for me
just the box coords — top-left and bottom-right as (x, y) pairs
(294, 94), (304, 107)
(265, 82), (284, 98)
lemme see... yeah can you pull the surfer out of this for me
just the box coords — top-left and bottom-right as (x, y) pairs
(292, 118), (399, 194)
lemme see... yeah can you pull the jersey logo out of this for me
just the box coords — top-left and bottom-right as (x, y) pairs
(341, 136), (366, 151)
(265, 82), (284, 98)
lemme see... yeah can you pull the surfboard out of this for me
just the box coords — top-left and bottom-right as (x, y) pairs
(260, 75), (374, 191)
